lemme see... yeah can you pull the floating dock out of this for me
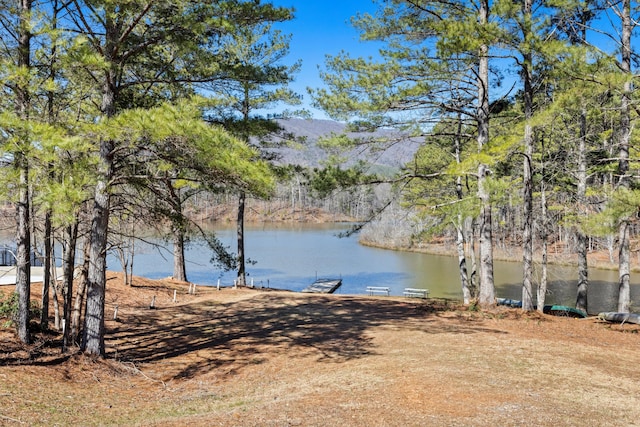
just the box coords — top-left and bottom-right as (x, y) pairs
(302, 278), (342, 294)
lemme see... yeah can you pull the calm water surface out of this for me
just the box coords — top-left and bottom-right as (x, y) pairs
(110, 223), (639, 315)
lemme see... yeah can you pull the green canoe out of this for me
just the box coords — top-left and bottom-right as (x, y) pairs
(543, 305), (587, 318)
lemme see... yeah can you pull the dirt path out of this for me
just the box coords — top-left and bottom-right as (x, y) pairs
(1, 274), (639, 426)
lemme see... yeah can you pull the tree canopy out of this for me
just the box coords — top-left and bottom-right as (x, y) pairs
(0, 0), (290, 353)
(312, 0), (640, 312)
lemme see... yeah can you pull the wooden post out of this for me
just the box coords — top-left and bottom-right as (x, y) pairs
(150, 295), (156, 309)
(173, 290), (177, 303)
(113, 305), (118, 320)
(217, 279), (220, 291)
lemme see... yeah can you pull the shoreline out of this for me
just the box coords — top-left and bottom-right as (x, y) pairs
(359, 238), (639, 273)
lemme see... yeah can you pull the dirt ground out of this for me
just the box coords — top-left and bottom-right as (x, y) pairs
(1, 273), (639, 427)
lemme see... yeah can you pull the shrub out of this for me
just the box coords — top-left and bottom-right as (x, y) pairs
(0, 291), (42, 328)
(0, 291), (19, 327)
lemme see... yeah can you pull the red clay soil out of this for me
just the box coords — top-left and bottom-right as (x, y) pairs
(1, 273), (639, 426)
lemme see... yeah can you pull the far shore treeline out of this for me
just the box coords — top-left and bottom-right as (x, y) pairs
(1, 1), (639, 357)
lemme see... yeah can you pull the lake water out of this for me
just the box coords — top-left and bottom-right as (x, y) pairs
(108, 223), (640, 315)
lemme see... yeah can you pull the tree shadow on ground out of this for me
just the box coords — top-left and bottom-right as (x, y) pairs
(106, 293), (507, 380)
(0, 328), (72, 367)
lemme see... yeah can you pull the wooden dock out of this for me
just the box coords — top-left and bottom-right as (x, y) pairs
(302, 278), (342, 294)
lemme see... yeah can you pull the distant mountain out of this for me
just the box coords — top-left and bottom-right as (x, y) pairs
(265, 118), (421, 173)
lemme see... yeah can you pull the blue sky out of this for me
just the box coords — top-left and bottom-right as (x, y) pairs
(270, 1), (380, 119)
(269, 1), (630, 121)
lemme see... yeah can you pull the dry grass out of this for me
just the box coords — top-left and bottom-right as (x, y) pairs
(1, 273), (639, 426)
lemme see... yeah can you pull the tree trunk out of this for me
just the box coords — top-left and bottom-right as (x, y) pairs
(478, 165), (495, 307)
(126, 224), (135, 286)
(14, 0), (33, 345)
(237, 192), (247, 287)
(62, 223), (78, 352)
(15, 156), (31, 343)
(126, 240), (134, 286)
(576, 233), (589, 311)
(50, 244), (61, 330)
(236, 92), (251, 287)
(521, 137), (534, 311)
(467, 218), (478, 299)
(607, 235), (614, 264)
(40, 212), (52, 330)
(457, 221), (471, 305)
(538, 210), (549, 312)
(82, 141), (112, 356)
(82, 118), (114, 356)
(617, 0), (632, 313)
(165, 179), (187, 283)
(537, 138), (548, 312)
(71, 238), (90, 345)
(476, 0), (494, 307)
(454, 115), (470, 304)
(575, 107), (588, 313)
(41, 0), (60, 331)
(173, 225), (188, 282)
(116, 247), (130, 285)
(82, 8), (118, 355)
(618, 222), (630, 312)
(521, 0), (534, 310)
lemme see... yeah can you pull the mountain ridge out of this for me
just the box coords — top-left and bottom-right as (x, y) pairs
(267, 118), (421, 171)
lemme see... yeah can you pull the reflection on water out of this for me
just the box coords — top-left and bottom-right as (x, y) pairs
(108, 223), (639, 314)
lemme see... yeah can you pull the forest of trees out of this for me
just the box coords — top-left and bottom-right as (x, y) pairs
(0, 0), (299, 355)
(311, 0), (640, 314)
(1, 0), (639, 357)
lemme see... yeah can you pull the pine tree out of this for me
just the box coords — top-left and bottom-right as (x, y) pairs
(614, 0), (634, 313)
(312, 0), (503, 306)
(205, 17), (303, 287)
(58, 0), (290, 356)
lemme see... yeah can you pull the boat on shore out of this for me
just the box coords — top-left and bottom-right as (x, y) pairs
(497, 298), (522, 308)
(497, 299), (587, 318)
(598, 312), (640, 325)
(543, 305), (587, 318)
(302, 278), (342, 294)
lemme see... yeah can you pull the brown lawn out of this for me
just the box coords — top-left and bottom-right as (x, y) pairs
(1, 273), (639, 426)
